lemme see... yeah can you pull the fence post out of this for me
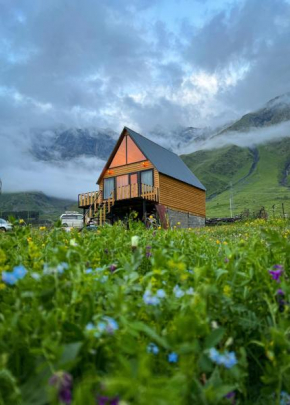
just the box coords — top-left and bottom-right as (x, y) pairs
(282, 203), (285, 219)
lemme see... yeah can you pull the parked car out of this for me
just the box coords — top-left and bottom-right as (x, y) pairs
(0, 218), (13, 232)
(60, 212), (84, 229)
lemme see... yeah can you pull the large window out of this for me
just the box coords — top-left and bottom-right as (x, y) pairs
(110, 137), (126, 168)
(109, 135), (146, 168)
(127, 136), (146, 164)
(141, 170), (153, 186)
(104, 178), (115, 199)
(116, 174), (129, 188)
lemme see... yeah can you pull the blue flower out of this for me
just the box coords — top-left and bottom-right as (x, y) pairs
(147, 343), (159, 354)
(104, 317), (119, 334)
(223, 351), (237, 369)
(96, 322), (107, 333)
(85, 268), (93, 274)
(280, 391), (290, 405)
(57, 262), (69, 274)
(86, 322), (95, 331)
(168, 352), (178, 363)
(173, 285), (184, 298)
(156, 289), (166, 298)
(13, 265), (27, 279)
(209, 348), (223, 364)
(186, 287), (194, 295)
(209, 347), (237, 369)
(143, 290), (160, 305)
(2, 271), (17, 285)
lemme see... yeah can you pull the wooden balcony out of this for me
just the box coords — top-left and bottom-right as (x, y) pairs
(78, 184), (159, 208)
(78, 191), (100, 208)
(116, 184), (159, 202)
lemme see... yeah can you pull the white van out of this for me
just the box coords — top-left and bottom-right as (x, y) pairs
(60, 212), (83, 228)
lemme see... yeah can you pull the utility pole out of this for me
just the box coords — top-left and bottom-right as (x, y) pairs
(229, 182), (234, 218)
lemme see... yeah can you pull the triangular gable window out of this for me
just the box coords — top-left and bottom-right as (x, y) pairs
(109, 135), (146, 168)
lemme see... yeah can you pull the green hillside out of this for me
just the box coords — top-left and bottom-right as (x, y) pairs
(0, 192), (78, 221)
(182, 138), (290, 218)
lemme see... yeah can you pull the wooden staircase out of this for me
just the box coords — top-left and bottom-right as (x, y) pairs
(79, 191), (115, 226)
(78, 184), (159, 226)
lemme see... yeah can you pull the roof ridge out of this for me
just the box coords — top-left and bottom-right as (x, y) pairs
(124, 126), (179, 157)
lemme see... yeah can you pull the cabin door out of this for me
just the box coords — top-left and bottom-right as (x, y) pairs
(130, 173), (139, 198)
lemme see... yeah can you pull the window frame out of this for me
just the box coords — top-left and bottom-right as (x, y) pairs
(103, 177), (115, 200)
(102, 169), (154, 200)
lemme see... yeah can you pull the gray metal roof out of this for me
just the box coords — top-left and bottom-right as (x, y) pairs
(125, 127), (206, 191)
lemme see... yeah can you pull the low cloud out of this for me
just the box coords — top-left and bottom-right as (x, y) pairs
(0, 128), (105, 199)
(192, 121), (290, 151)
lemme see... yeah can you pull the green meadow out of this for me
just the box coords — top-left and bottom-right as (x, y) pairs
(0, 219), (290, 404)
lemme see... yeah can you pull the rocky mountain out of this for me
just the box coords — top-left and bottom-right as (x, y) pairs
(182, 93), (290, 217)
(30, 125), (217, 163)
(31, 127), (117, 162)
(219, 92), (290, 134)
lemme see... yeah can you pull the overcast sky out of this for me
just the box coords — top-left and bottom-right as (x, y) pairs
(1, 0), (290, 198)
(1, 0), (290, 132)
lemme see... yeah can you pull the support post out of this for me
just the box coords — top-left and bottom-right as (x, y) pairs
(143, 199), (147, 224)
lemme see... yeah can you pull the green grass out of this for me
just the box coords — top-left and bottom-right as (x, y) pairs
(0, 219), (290, 404)
(182, 138), (290, 218)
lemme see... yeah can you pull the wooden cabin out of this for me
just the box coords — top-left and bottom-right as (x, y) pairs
(78, 127), (206, 228)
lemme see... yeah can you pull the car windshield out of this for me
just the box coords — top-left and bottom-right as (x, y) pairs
(62, 215), (83, 220)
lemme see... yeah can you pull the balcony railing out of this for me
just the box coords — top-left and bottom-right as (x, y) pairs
(78, 184), (159, 208)
(116, 183), (159, 202)
(78, 191), (100, 208)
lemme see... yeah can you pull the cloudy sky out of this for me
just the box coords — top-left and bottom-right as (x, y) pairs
(1, 0), (290, 198)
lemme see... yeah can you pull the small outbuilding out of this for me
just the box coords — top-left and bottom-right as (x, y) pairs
(78, 127), (206, 227)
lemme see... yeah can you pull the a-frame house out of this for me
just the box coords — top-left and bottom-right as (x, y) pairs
(78, 127), (206, 227)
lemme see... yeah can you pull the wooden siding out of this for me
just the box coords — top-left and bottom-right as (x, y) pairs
(98, 161), (159, 203)
(159, 174), (206, 217)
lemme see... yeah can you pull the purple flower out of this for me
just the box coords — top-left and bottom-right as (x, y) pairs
(224, 257), (229, 263)
(97, 396), (119, 405)
(225, 391), (236, 404)
(277, 289), (285, 296)
(49, 372), (73, 404)
(146, 246), (152, 258)
(109, 264), (117, 273)
(269, 266), (284, 283)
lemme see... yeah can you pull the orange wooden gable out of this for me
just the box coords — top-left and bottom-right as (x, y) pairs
(97, 129), (148, 184)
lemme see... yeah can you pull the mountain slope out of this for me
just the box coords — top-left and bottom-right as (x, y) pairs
(220, 93), (290, 133)
(0, 192), (77, 220)
(182, 136), (290, 217)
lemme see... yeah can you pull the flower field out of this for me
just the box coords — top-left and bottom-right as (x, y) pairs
(0, 219), (290, 405)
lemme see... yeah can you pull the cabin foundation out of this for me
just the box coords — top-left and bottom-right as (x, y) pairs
(166, 208), (205, 228)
